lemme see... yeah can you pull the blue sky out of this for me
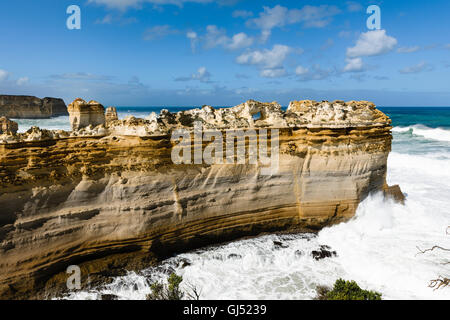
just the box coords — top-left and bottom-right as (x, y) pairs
(0, 0), (449, 106)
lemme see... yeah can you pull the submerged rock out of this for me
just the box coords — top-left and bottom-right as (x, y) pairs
(311, 245), (337, 261)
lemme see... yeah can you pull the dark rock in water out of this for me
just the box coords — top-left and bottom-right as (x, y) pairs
(273, 241), (289, 249)
(227, 253), (242, 259)
(383, 184), (406, 204)
(311, 245), (337, 260)
(100, 294), (119, 300)
(294, 250), (304, 257)
(178, 258), (192, 268)
(133, 283), (139, 291)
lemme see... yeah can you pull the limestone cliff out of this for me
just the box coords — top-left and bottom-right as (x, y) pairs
(0, 99), (395, 298)
(0, 95), (68, 118)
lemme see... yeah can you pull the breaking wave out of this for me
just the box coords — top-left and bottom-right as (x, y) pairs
(393, 125), (450, 142)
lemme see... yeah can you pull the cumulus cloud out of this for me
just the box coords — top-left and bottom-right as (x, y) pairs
(143, 25), (179, 40)
(236, 44), (292, 79)
(175, 66), (212, 83)
(246, 5), (340, 42)
(295, 66), (309, 75)
(201, 25), (254, 50)
(347, 30), (398, 58)
(236, 44), (291, 69)
(399, 62), (432, 74)
(343, 57), (364, 72)
(397, 46), (420, 53)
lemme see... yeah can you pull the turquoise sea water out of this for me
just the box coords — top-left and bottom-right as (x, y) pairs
(12, 106), (449, 300)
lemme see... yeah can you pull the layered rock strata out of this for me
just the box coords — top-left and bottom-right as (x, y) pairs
(0, 99), (396, 298)
(0, 95), (68, 118)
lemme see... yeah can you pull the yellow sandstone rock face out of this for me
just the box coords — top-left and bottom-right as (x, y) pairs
(0, 99), (394, 298)
(67, 98), (105, 131)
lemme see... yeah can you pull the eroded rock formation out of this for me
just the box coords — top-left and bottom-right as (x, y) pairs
(68, 98), (106, 131)
(0, 117), (18, 135)
(0, 95), (68, 118)
(105, 107), (118, 125)
(0, 99), (398, 298)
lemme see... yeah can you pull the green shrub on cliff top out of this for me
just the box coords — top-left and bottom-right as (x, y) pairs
(316, 279), (382, 300)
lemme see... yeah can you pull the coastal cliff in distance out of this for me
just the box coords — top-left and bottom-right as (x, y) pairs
(0, 98), (402, 299)
(0, 95), (68, 118)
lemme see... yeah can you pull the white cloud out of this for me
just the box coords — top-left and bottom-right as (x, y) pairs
(444, 44), (450, 49)
(247, 5), (340, 40)
(0, 69), (10, 81)
(343, 57), (364, 72)
(186, 31), (198, 52)
(236, 44), (291, 69)
(397, 46), (420, 53)
(88, 0), (213, 10)
(16, 77), (29, 86)
(260, 68), (286, 78)
(346, 30), (398, 58)
(399, 62), (432, 74)
(232, 10), (253, 18)
(295, 66), (309, 75)
(202, 25), (254, 50)
(143, 25), (178, 40)
(227, 33), (254, 50)
(175, 66), (212, 83)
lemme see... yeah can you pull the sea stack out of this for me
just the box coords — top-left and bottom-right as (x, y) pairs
(105, 106), (119, 125)
(67, 98), (106, 131)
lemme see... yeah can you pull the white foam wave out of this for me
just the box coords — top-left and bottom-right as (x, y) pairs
(393, 125), (450, 142)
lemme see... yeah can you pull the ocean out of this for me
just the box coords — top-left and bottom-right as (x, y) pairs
(14, 107), (449, 300)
